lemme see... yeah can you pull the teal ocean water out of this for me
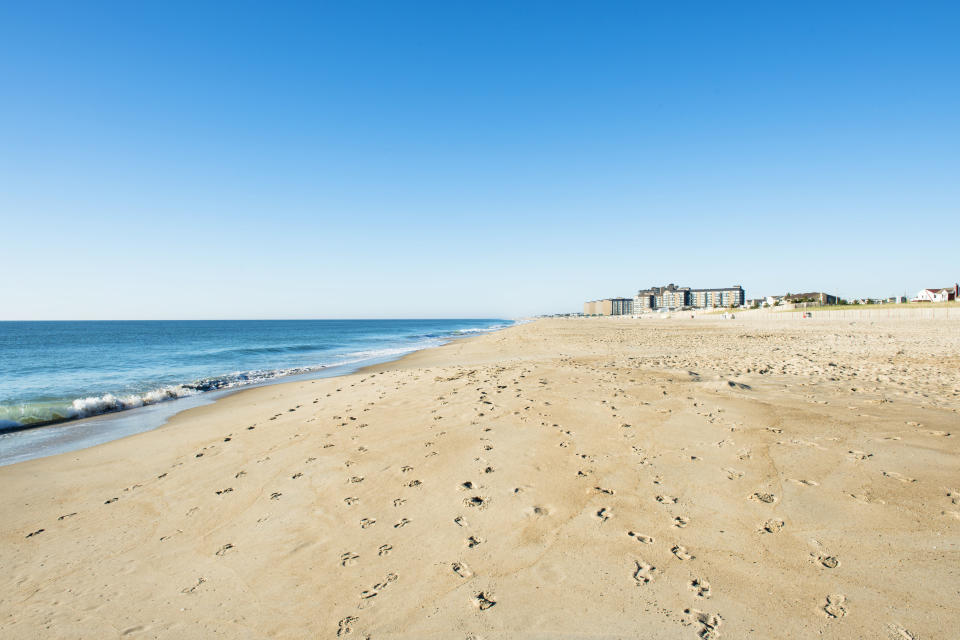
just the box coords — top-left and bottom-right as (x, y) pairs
(0, 319), (510, 464)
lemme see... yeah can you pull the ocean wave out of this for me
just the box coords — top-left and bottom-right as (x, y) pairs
(0, 342), (442, 428)
(0, 363), (329, 428)
(0, 322), (512, 430)
(198, 343), (332, 358)
(453, 324), (509, 334)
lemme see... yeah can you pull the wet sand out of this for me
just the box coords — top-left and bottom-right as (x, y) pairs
(1, 317), (958, 639)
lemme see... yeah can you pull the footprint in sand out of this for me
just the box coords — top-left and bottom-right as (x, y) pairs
(690, 578), (711, 598)
(823, 594), (847, 618)
(344, 497), (359, 506)
(378, 544), (392, 557)
(881, 471), (916, 483)
(749, 492), (777, 504)
(215, 543), (234, 556)
(673, 516), (690, 528)
(180, 577), (206, 594)
(393, 498), (406, 507)
(759, 519), (785, 534)
(632, 560), (657, 585)
(886, 623), (919, 639)
(464, 496), (488, 509)
(358, 573), (398, 607)
(452, 561), (473, 578)
(57, 512), (77, 521)
(672, 544), (695, 560)
(394, 518), (411, 528)
(466, 535), (484, 548)
(473, 592), (496, 610)
(656, 495), (678, 504)
(340, 552), (359, 567)
(684, 608), (723, 639)
(595, 507), (612, 522)
(360, 518), (376, 529)
(336, 616), (358, 637)
(847, 450), (873, 461)
(25, 529), (44, 538)
(628, 531), (655, 544)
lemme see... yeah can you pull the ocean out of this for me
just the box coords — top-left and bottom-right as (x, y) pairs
(0, 319), (511, 465)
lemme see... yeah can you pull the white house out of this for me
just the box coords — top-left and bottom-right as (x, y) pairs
(913, 285), (958, 303)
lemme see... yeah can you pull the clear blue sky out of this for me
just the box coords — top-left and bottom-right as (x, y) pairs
(1, 1), (957, 319)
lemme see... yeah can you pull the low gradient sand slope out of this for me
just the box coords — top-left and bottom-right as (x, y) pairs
(1, 317), (958, 639)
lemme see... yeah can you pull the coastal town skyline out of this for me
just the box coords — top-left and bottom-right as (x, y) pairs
(582, 282), (958, 315)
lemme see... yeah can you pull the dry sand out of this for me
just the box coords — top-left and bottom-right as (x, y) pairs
(1, 317), (958, 639)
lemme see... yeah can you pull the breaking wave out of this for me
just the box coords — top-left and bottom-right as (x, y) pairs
(0, 321), (515, 431)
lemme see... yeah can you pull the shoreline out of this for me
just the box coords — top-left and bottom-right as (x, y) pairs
(0, 325), (505, 467)
(1, 317), (957, 638)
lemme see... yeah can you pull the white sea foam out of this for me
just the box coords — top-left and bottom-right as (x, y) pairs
(1, 343), (437, 428)
(69, 387), (201, 419)
(1, 322), (512, 429)
(454, 324), (509, 334)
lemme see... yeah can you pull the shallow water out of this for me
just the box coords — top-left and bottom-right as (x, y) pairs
(0, 319), (511, 464)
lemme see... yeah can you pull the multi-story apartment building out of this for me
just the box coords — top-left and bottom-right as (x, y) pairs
(609, 298), (633, 315)
(583, 298), (634, 316)
(658, 286), (690, 308)
(635, 284), (689, 310)
(634, 284), (745, 311)
(633, 292), (655, 311)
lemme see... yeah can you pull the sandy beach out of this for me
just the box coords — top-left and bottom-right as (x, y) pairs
(1, 316), (958, 639)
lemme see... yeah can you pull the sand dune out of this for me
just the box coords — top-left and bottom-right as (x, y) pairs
(2, 317), (958, 639)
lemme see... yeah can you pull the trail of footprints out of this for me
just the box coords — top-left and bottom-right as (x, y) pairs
(22, 361), (939, 638)
(330, 373), (520, 635)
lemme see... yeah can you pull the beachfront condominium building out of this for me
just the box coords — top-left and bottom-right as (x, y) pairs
(609, 297), (633, 315)
(634, 284), (745, 311)
(583, 298), (634, 316)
